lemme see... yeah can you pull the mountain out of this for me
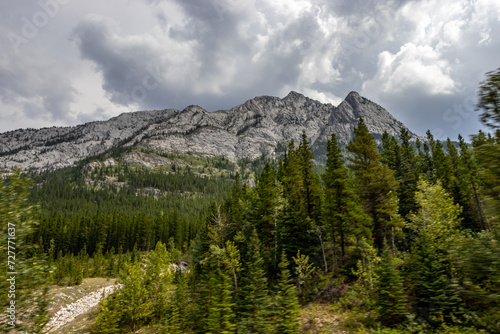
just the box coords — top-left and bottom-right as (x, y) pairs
(0, 91), (415, 172)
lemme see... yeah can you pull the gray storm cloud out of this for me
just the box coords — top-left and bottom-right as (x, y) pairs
(0, 0), (498, 139)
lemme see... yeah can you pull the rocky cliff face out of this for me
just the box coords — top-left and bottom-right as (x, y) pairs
(0, 91), (415, 172)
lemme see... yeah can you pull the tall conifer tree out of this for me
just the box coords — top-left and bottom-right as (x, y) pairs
(323, 133), (367, 265)
(347, 118), (401, 251)
(272, 252), (301, 334)
(238, 229), (272, 334)
(376, 247), (407, 326)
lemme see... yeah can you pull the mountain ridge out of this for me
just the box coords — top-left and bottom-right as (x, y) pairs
(0, 91), (416, 172)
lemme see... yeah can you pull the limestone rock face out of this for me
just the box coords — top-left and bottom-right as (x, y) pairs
(0, 92), (416, 172)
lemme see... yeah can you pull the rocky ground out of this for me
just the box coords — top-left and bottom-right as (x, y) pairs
(37, 278), (119, 334)
(45, 283), (122, 333)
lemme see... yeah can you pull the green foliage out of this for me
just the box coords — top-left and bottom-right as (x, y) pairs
(408, 179), (462, 252)
(473, 130), (500, 225)
(272, 252), (301, 334)
(323, 132), (369, 271)
(91, 241), (175, 333)
(251, 162), (285, 274)
(353, 238), (381, 297)
(237, 229), (272, 334)
(117, 262), (153, 331)
(408, 180), (463, 326)
(347, 118), (402, 251)
(92, 298), (120, 334)
(376, 248), (407, 326)
(0, 170), (50, 332)
(452, 230), (500, 332)
(164, 271), (190, 334)
(206, 268), (236, 334)
(292, 250), (316, 303)
(280, 133), (322, 259)
(477, 67), (500, 129)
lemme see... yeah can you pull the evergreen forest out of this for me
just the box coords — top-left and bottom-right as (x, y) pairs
(1, 69), (500, 333)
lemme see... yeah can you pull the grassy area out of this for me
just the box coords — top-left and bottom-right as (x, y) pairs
(300, 303), (348, 334)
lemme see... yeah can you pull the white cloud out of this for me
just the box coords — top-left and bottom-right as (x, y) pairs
(363, 43), (456, 98)
(0, 0), (499, 139)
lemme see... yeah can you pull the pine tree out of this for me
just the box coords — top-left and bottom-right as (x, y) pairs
(164, 271), (189, 334)
(477, 67), (500, 129)
(146, 241), (173, 320)
(237, 229), (272, 334)
(323, 133), (368, 267)
(206, 268), (236, 334)
(376, 247), (407, 326)
(380, 131), (399, 171)
(272, 252), (301, 334)
(458, 135), (488, 231)
(117, 262), (153, 332)
(252, 163), (282, 272)
(297, 132), (322, 223)
(280, 138), (316, 257)
(411, 234), (462, 326)
(430, 138), (452, 189)
(226, 173), (245, 240)
(396, 128), (419, 219)
(347, 118), (401, 251)
(92, 298), (121, 334)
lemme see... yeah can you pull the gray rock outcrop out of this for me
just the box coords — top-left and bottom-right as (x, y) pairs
(0, 91), (415, 172)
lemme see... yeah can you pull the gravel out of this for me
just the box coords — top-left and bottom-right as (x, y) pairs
(44, 283), (123, 333)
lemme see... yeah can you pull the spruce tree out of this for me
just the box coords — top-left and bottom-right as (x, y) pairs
(347, 118), (401, 251)
(272, 252), (301, 334)
(477, 67), (500, 129)
(397, 128), (419, 219)
(323, 133), (367, 266)
(206, 268), (236, 334)
(297, 132), (322, 223)
(92, 298), (121, 334)
(117, 262), (152, 332)
(411, 234), (462, 325)
(380, 131), (400, 171)
(226, 173), (245, 240)
(376, 247), (407, 326)
(252, 163), (282, 272)
(458, 135), (488, 231)
(164, 271), (189, 334)
(280, 138), (316, 257)
(237, 229), (272, 334)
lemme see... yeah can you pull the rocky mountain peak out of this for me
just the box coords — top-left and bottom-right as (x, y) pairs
(181, 105), (207, 114)
(344, 91), (365, 108)
(0, 91), (417, 172)
(284, 90), (306, 100)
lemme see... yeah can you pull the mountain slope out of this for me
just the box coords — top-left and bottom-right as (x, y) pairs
(0, 91), (414, 172)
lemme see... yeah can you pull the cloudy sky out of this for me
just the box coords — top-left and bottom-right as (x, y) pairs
(1, 0), (499, 140)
